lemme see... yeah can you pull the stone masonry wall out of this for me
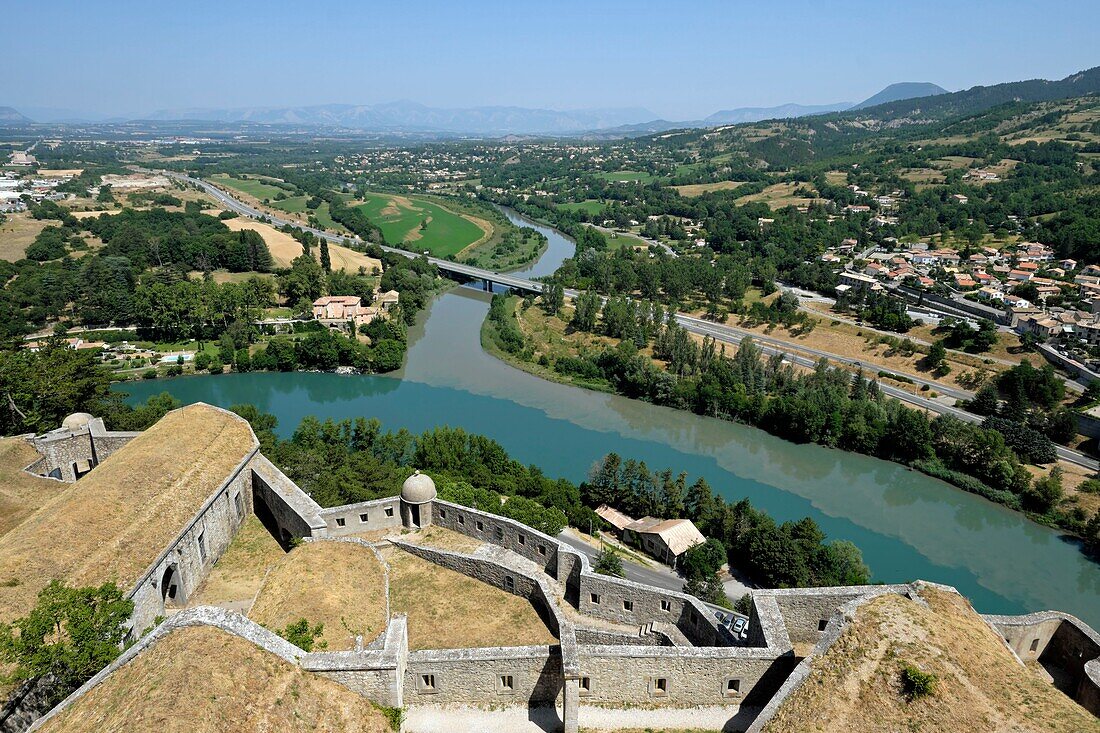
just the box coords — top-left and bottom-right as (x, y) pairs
(128, 464), (255, 634)
(429, 500), (721, 646)
(319, 496), (402, 536)
(405, 646), (563, 706)
(986, 610), (1100, 717)
(578, 647), (783, 709)
(249, 454), (327, 543)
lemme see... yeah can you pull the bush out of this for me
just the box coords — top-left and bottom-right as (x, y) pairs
(901, 664), (937, 700)
(593, 545), (624, 577)
(274, 618), (326, 651)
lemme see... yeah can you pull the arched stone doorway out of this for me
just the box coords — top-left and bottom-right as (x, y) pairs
(160, 564), (184, 609)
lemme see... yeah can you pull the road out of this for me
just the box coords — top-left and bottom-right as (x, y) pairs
(170, 171), (1100, 472)
(555, 530), (748, 624)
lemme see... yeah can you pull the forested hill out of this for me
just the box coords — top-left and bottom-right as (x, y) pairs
(842, 66), (1100, 123)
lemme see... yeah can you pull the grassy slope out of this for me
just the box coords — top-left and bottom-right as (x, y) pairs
(385, 546), (557, 650)
(38, 626), (393, 733)
(249, 540), (388, 650)
(0, 438), (59, 538)
(764, 587), (1100, 733)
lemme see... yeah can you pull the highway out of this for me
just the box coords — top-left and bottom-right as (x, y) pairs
(170, 171), (1099, 472)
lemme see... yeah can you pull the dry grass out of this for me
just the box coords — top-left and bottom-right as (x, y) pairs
(672, 181), (745, 197)
(249, 540), (387, 650)
(738, 182), (819, 209)
(400, 525), (485, 553)
(219, 217), (381, 273)
(385, 547), (558, 650)
(0, 404), (257, 622)
(0, 438), (58, 538)
(0, 213), (47, 261)
(35, 169), (83, 177)
(764, 587), (1100, 733)
(38, 626), (393, 733)
(189, 514), (285, 607)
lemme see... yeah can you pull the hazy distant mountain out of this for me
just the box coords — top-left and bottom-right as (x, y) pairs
(143, 102), (659, 135)
(846, 67), (1100, 121)
(703, 102), (852, 125)
(0, 107), (32, 124)
(850, 82), (948, 110)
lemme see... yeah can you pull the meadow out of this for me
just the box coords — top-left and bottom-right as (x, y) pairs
(556, 199), (603, 215)
(356, 192), (487, 257)
(208, 174), (291, 201)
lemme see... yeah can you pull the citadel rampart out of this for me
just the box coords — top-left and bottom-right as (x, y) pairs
(8, 407), (1100, 733)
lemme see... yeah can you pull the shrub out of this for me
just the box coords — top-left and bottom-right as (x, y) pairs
(901, 664), (937, 700)
(275, 618), (326, 651)
(593, 545), (624, 577)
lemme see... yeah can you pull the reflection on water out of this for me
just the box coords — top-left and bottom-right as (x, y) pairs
(119, 286), (1100, 628)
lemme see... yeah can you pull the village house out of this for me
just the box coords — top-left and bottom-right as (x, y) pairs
(595, 505), (706, 566)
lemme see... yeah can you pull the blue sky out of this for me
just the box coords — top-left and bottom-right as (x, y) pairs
(5, 0), (1098, 119)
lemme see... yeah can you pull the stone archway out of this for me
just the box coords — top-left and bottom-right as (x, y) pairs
(160, 563), (184, 608)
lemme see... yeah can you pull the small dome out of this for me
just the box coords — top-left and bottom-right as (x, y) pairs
(401, 470), (436, 505)
(61, 412), (95, 431)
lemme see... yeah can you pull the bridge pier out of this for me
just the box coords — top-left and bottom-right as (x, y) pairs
(482, 278), (492, 292)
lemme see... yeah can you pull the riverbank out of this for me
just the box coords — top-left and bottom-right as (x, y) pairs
(482, 293), (1100, 560)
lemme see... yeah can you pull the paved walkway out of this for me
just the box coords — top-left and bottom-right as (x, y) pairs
(405, 703), (759, 732)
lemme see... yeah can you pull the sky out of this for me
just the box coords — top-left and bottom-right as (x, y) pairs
(4, 0), (1099, 121)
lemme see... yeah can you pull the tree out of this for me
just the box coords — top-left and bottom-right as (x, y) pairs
(925, 339), (947, 372)
(593, 544), (624, 577)
(541, 283), (564, 316)
(571, 292), (600, 332)
(370, 339), (405, 373)
(0, 581), (133, 702)
(319, 240), (332, 273)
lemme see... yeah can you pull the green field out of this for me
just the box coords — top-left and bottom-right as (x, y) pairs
(557, 199), (604, 215)
(356, 192), (486, 257)
(597, 170), (657, 183)
(208, 174), (291, 201)
(269, 195), (308, 213)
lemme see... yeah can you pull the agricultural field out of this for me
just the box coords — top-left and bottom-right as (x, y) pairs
(268, 195), (309, 213)
(738, 181), (819, 209)
(207, 173), (291, 201)
(0, 213), (47, 261)
(556, 199), (603, 215)
(672, 181), (745, 197)
(356, 192), (488, 257)
(596, 170), (657, 183)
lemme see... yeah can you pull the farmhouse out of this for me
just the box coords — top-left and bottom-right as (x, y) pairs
(2, 407), (1098, 733)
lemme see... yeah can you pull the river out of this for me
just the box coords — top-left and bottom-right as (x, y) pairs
(119, 214), (1100, 627)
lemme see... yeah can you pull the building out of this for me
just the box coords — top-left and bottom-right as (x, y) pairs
(623, 517), (706, 564)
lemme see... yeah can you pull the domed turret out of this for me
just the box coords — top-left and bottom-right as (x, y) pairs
(61, 412), (95, 431)
(401, 470), (436, 505)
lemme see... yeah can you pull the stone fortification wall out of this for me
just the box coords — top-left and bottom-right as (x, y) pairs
(579, 645), (788, 709)
(389, 538), (565, 638)
(28, 431), (94, 482)
(26, 420), (141, 482)
(319, 496), (402, 536)
(766, 585), (903, 644)
(432, 500), (559, 576)
(986, 610), (1100, 716)
(127, 451), (259, 633)
(304, 615), (408, 707)
(405, 646), (563, 706)
(249, 454), (327, 544)
(428, 500), (722, 646)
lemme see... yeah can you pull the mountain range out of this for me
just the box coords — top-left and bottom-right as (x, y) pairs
(4, 68), (1097, 136)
